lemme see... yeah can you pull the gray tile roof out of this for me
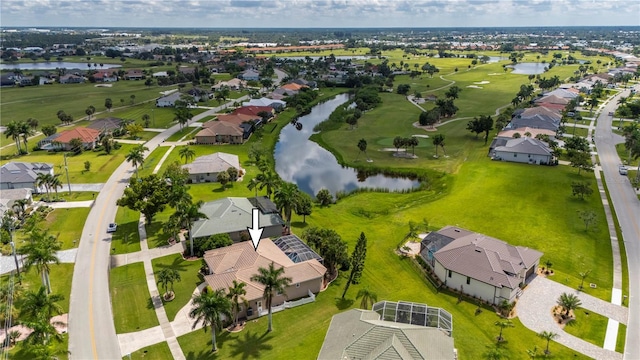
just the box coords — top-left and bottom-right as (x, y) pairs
(1, 162), (53, 186)
(318, 309), (455, 360)
(494, 137), (552, 156)
(181, 152), (239, 175)
(433, 226), (543, 290)
(191, 197), (284, 239)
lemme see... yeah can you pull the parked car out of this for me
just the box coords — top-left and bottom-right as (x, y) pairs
(107, 223), (118, 233)
(619, 165), (628, 175)
(608, 111), (614, 116)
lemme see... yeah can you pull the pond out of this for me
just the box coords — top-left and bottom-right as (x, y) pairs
(0, 62), (122, 70)
(274, 94), (421, 196)
(507, 62), (547, 75)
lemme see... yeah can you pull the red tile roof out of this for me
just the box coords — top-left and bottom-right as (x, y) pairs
(232, 106), (273, 117)
(54, 128), (100, 144)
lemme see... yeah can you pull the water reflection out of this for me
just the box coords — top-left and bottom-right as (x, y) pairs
(274, 94), (420, 196)
(507, 62), (547, 75)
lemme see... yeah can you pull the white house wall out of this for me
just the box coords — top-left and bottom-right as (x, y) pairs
(494, 151), (551, 165)
(434, 260), (511, 305)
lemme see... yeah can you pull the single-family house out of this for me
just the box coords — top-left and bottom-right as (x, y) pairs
(124, 69), (144, 80)
(420, 226), (542, 305)
(232, 106), (274, 120)
(191, 196), (285, 242)
(242, 97), (286, 111)
(489, 136), (554, 165)
(0, 188), (33, 219)
(59, 74), (85, 84)
(203, 235), (326, 320)
(86, 117), (124, 133)
(0, 162), (53, 191)
(177, 67), (196, 75)
(291, 78), (317, 89)
(497, 127), (556, 140)
(280, 82), (308, 93)
(216, 113), (262, 138)
(239, 69), (260, 81)
(187, 87), (209, 102)
(211, 78), (246, 90)
(535, 94), (569, 112)
(195, 122), (244, 145)
(508, 107), (562, 132)
(156, 92), (184, 107)
(92, 71), (118, 83)
(318, 303), (455, 360)
(181, 152), (241, 183)
(40, 127), (101, 151)
(153, 71), (168, 78)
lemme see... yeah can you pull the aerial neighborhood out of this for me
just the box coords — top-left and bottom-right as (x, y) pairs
(0, 21), (639, 360)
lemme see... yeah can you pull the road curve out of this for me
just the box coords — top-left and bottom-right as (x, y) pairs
(593, 86), (640, 360)
(68, 99), (247, 359)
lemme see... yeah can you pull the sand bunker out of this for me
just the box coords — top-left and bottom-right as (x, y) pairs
(474, 81), (490, 85)
(94, 84), (113, 87)
(412, 134), (430, 138)
(488, 73), (504, 76)
(467, 85), (483, 89)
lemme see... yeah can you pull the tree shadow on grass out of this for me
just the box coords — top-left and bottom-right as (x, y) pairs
(153, 255), (194, 273)
(229, 329), (274, 360)
(335, 297), (354, 310)
(291, 221), (309, 229)
(147, 221), (170, 248)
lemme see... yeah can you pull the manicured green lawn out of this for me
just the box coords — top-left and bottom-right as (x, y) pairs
(9, 334), (69, 360)
(43, 208), (89, 250)
(151, 254), (205, 321)
(0, 143), (136, 183)
(2, 263), (74, 313)
(166, 126), (200, 142)
(109, 262), (159, 333)
(563, 308), (608, 347)
(617, 324), (627, 353)
(122, 341), (172, 360)
(110, 206), (142, 254)
(0, 80), (167, 127)
(35, 191), (98, 202)
(1, 133), (46, 157)
(138, 146), (171, 178)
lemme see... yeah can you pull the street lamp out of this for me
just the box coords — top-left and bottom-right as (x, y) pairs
(64, 152), (72, 195)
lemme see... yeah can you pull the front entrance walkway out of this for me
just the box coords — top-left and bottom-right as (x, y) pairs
(517, 276), (626, 360)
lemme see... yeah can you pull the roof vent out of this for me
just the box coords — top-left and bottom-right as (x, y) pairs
(475, 249), (482, 253)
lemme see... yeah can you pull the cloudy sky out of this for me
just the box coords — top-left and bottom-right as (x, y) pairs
(1, 0), (637, 28)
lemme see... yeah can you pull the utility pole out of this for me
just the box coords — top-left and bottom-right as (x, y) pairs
(64, 152), (72, 195)
(9, 220), (20, 283)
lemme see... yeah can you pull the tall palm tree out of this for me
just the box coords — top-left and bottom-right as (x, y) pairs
(179, 146), (196, 164)
(22, 317), (63, 346)
(250, 262), (292, 332)
(227, 280), (248, 327)
(356, 138), (368, 161)
(19, 121), (35, 153)
(189, 288), (232, 353)
(49, 174), (62, 199)
(174, 199), (207, 257)
(20, 229), (61, 294)
(36, 173), (52, 200)
(125, 145), (149, 177)
(356, 287), (377, 309)
(433, 134), (445, 157)
(537, 330), (558, 355)
(255, 171), (280, 199)
(5, 120), (23, 153)
(273, 182), (300, 230)
(557, 292), (582, 316)
(156, 268), (181, 300)
(19, 286), (64, 321)
(27, 117), (39, 131)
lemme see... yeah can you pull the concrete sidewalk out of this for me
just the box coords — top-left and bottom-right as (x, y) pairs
(46, 200), (94, 209)
(1, 248), (78, 275)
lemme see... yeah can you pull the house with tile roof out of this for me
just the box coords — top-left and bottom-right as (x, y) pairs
(420, 226), (542, 305)
(489, 137), (555, 165)
(0, 162), (53, 191)
(318, 306), (455, 360)
(192, 197), (285, 242)
(497, 127), (556, 140)
(211, 78), (246, 90)
(181, 152), (241, 183)
(195, 122), (244, 144)
(203, 236), (326, 319)
(232, 105), (274, 120)
(238, 69), (260, 81)
(508, 106), (562, 132)
(242, 97), (286, 110)
(39, 127), (101, 151)
(155, 92), (184, 107)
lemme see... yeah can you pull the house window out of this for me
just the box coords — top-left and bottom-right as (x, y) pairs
(514, 153), (517, 157)
(448, 270), (452, 278)
(296, 283), (300, 288)
(466, 277), (471, 285)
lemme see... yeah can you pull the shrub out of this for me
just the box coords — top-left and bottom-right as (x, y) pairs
(193, 233), (233, 257)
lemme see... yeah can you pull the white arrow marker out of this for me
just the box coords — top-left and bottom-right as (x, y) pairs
(248, 208), (264, 251)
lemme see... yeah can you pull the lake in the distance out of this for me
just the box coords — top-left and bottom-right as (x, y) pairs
(0, 62), (122, 70)
(274, 93), (420, 196)
(507, 62), (547, 75)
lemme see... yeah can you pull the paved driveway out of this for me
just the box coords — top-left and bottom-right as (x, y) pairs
(517, 277), (626, 360)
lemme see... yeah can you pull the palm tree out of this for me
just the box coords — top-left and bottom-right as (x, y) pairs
(27, 117), (39, 131)
(557, 292), (582, 317)
(179, 146), (196, 164)
(587, 96), (599, 114)
(255, 171), (280, 199)
(19, 286), (64, 321)
(433, 134), (445, 157)
(22, 317), (63, 346)
(174, 199), (207, 257)
(36, 173), (53, 200)
(5, 120), (23, 153)
(20, 229), (61, 294)
(356, 138), (368, 161)
(227, 280), (248, 327)
(156, 268), (181, 300)
(538, 330), (558, 355)
(356, 287), (377, 309)
(49, 174), (62, 199)
(125, 145), (149, 177)
(250, 262), (292, 332)
(494, 320), (514, 342)
(273, 182), (300, 230)
(85, 105), (96, 120)
(189, 289), (232, 353)
(19, 121), (35, 153)
(408, 136), (419, 156)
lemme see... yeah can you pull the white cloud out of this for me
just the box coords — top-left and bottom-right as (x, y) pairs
(0, 0), (635, 27)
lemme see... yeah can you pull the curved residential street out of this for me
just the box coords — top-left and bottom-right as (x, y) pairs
(594, 85), (640, 360)
(68, 98), (247, 359)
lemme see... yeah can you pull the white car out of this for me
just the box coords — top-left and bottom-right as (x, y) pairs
(619, 165), (628, 175)
(107, 223), (118, 233)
